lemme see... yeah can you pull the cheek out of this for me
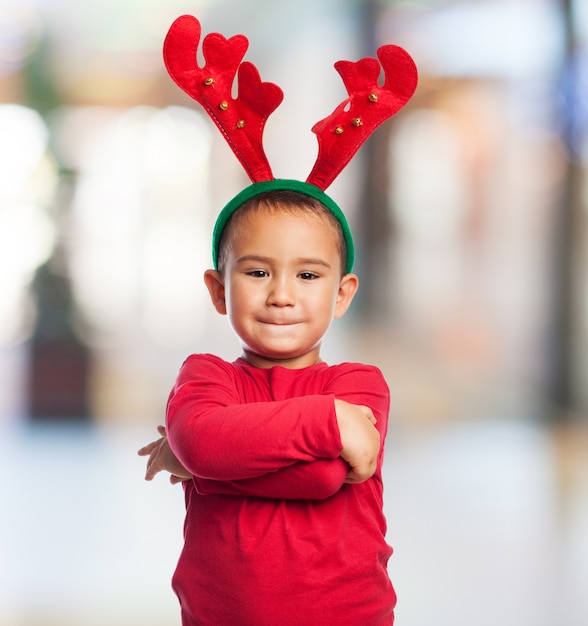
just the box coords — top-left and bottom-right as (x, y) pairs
(330, 287), (347, 317)
(311, 291), (339, 319)
(226, 282), (256, 313)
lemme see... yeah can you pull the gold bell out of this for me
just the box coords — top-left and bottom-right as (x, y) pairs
(352, 118), (363, 127)
(335, 126), (344, 135)
(219, 101), (229, 111)
(204, 77), (215, 86)
(236, 120), (246, 129)
(368, 93), (378, 103)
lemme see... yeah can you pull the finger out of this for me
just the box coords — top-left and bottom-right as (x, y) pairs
(138, 444), (155, 456)
(364, 409), (377, 425)
(157, 424), (166, 436)
(138, 437), (166, 456)
(144, 454), (160, 481)
(144, 460), (154, 480)
(364, 412), (376, 425)
(344, 463), (375, 484)
(356, 405), (376, 424)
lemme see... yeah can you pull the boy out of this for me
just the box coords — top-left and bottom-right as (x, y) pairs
(139, 13), (418, 623)
(139, 187), (394, 624)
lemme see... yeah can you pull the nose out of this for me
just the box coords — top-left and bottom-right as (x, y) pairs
(267, 275), (295, 307)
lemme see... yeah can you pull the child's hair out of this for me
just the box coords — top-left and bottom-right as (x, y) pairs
(216, 190), (349, 276)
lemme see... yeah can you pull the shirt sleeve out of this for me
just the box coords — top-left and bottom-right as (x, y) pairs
(166, 355), (343, 481)
(322, 363), (391, 474)
(192, 457), (350, 500)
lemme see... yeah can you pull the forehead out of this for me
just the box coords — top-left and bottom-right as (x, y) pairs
(229, 204), (341, 249)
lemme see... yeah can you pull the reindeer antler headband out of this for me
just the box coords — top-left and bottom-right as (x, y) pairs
(163, 15), (418, 273)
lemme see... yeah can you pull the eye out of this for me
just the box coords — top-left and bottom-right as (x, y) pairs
(246, 269), (268, 278)
(298, 272), (319, 280)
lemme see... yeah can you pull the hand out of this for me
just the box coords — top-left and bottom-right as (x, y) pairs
(138, 425), (192, 484)
(334, 399), (380, 484)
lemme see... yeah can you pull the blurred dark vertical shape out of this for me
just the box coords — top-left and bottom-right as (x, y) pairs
(23, 41), (92, 421)
(549, 0), (583, 420)
(354, 0), (396, 321)
(28, 248), (91, 422)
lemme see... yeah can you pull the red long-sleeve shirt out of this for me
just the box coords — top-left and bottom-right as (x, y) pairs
(166, 353), (394, 625)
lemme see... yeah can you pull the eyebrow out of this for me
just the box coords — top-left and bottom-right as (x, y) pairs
(235, 254), (332, 269)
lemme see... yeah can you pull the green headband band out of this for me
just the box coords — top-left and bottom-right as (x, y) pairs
(212, 179), (355, 274)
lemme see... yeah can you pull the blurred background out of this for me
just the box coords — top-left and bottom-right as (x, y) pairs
(0, 0), (587, 624)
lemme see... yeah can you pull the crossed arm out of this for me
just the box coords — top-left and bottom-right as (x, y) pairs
(138, 397), (379, 498)
(138, 360), (388, 499)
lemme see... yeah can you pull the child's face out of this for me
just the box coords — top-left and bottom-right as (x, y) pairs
(204, 205), (358, 369)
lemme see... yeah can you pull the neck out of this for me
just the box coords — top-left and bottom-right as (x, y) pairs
(240, 348), (323, 369)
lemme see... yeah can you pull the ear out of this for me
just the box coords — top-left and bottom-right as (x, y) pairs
(203, 269), (227, 315)
(334, 273), (359, 319)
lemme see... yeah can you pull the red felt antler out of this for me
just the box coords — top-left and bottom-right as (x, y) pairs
(163, 15), (283, 183)
(306, 45), (418, 190)
(163, 16), (417, 192)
